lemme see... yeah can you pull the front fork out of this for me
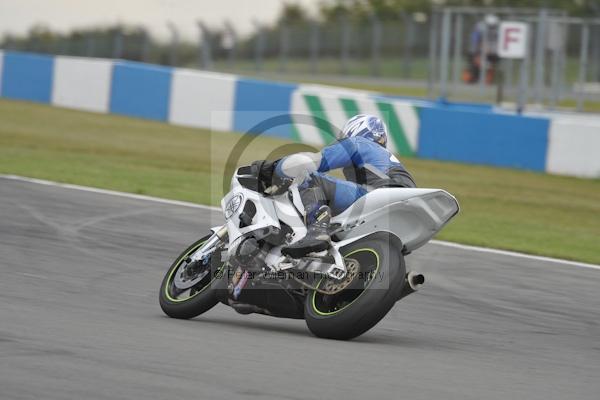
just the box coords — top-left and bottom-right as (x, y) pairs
(193, 225), (252, 301)
(189, 225), (228, 263)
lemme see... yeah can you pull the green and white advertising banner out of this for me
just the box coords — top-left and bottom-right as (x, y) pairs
(291, 85), (420, 157)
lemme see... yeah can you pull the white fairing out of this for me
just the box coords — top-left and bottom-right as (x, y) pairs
(221, 170), (458, 254)
(272, 195), (307, 239)
(331, 188), (459, 252)
(221, 179), (280, 245)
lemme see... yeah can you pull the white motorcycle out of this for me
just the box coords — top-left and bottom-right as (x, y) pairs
(159, 163), (459, 340)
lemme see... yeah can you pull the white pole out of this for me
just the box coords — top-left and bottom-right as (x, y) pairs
(452, 13), (463, 93)
(577, 24), (589, 112)
(440, 9), (452, 99)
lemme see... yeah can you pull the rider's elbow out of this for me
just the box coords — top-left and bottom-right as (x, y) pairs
(277, 152), (322, 179)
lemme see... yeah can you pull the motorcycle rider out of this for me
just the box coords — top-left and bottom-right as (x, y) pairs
(258, 114), (416, 258)
(260, 114), (416, 258)
(464, 14), (500, 84)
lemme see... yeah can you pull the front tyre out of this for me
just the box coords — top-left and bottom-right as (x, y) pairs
(159, 234), (225, 320)
(304, 232), (405, 340)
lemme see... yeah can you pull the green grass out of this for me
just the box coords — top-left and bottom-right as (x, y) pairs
(288, 77), (430, 98)
(1, 99), (599, 264)
(214, 56), (590, 88)
(212, 57), (432, 81)
(557, 98), (600, 113)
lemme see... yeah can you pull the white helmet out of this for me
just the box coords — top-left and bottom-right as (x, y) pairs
(485, 14), (499, 26)
(339, 114), (388, 147)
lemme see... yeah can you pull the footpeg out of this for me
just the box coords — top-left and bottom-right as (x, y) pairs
(326, 264), (347, 280)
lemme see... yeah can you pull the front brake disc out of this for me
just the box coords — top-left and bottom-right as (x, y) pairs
(173, 260), (210, 290)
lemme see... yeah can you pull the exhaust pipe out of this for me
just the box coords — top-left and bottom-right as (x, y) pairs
(397, 271), (425, 301)
(407, 271), (425, 291)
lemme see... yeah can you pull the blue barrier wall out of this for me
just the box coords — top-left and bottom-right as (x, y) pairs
(110, 62), (172, 121)
(418, 107), (550, 172)
(0, 52), (53, 103)
(233, 78), (296, 139)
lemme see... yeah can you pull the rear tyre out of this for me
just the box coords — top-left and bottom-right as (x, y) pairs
(159, 235), (225, 320)
(304, 232), (405, 340)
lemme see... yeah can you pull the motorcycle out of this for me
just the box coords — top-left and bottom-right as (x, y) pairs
(159, 162), (459, 340)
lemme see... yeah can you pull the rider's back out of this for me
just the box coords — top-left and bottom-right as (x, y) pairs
(320, 136), (416, 188)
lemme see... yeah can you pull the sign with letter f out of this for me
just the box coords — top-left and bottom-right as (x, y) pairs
(498, 22), (529, 59)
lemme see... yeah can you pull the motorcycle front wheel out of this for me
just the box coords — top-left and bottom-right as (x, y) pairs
(304, 232), (405, 340)
(159, 234), (225, 320)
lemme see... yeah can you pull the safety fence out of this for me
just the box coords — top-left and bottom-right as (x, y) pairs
(0, 51), (598, 178)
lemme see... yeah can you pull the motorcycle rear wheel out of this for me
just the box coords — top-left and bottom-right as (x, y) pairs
(304, 232), (405, 340)
(159, 235), (225, 320)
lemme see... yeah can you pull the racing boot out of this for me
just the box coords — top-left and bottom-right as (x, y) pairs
(281, 205), (331, 258)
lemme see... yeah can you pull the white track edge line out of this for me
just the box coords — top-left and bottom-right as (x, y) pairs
(428, 240), (600, 270)
(3, 174), (599, 270)
(0, 174), (220, 212)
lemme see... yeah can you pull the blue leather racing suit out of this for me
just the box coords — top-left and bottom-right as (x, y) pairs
(275, 136), (416, 217)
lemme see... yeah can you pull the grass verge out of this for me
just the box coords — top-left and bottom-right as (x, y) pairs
(1, 99), (598, 264)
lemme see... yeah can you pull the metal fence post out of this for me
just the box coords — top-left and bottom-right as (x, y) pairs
(505, 59), (514, 96)
(557, 25), (568, 104)
(517, 24), (533, 113)
(85, 34), (95, 57)
(577, 23), (589, 112)
(224, 21), (238, 69)
(279, 23), (290, 73)
(549, 20), (564, 109)
(370, 14), (382, 77)
(452, 12), (463, 93)
(309, 20), (319, 74)
(253, 20), (265, 72)
(4, 37), (14, 50)
(30, 36), (40, 53)
(427, 11), (439, 98)
(340, 15), (351, 75)
(478, 21), (488, 96)
(371, 15), (382, 77)
(141, 29), (150, 63)
(198, 22), (213, 70)
(112, 28), (123, 59)
(59, 39), (70, 56)
(505, 15), (515, 96)
(591, 25), (600, 82)
(533, 9), (548, 104)
(549, 45), (560, 108)
(167, 22), (179, 66)
(401, 12), (414, 79)
(439, 8), (452, 99)
(517, 58), (527, 113)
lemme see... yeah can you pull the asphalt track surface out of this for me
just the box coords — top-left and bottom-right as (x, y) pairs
(1, 177), (599, 400)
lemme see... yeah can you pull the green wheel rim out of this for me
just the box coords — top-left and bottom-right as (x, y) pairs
(164, 241), (224, 303)
(310, 248), (380, 316)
